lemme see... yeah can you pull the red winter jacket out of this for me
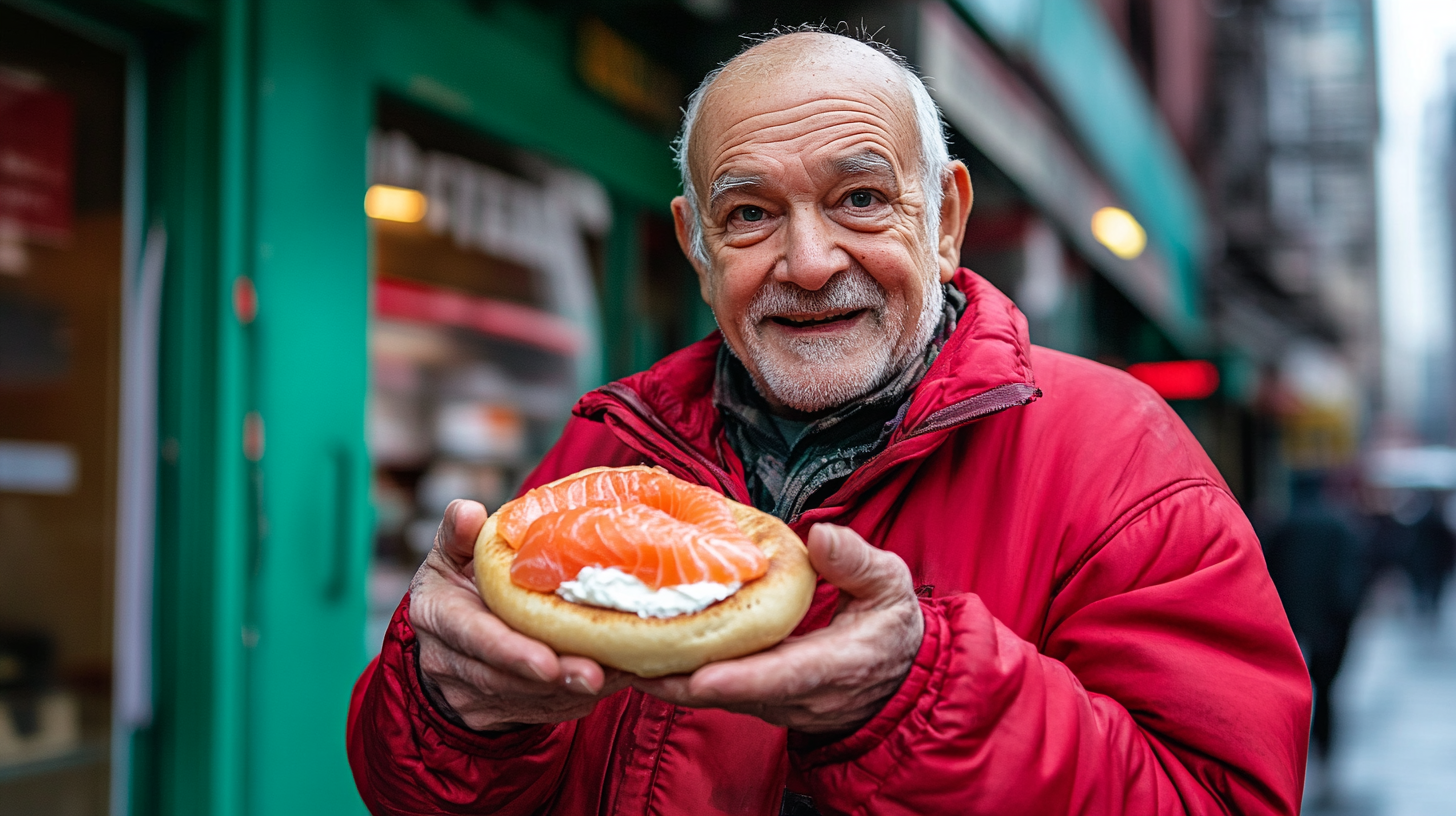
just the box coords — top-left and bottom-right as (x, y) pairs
(348, 270), (1311, 815)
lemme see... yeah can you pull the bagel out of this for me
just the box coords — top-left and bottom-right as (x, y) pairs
(474, 466), (817, 677)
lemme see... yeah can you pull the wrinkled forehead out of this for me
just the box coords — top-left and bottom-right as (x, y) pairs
(688, 35), (920, 189)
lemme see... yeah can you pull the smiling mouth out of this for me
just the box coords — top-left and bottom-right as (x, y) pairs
(769, 308), (867, 329)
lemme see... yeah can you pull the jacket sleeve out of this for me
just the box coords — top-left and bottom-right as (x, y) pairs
(347, 595), (577, 815)
(794, 483), (1311, 815)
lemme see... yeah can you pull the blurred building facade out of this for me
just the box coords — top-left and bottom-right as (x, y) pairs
(0, 1), (1379, 815)
(1201, 0), (1380, 498)
(1430, 52), (1456, 443)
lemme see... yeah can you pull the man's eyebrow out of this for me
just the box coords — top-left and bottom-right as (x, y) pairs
(834, 151), (895, 177)
(708, 173), (762, 211)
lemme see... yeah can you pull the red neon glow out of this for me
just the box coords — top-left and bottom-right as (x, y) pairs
(1126, 360), (1220, 401)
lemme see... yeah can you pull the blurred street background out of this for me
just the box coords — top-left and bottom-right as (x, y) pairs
(3, 0), (1456, 813)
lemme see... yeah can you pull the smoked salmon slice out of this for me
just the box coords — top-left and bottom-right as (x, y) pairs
(510, 505), (766, 592)
(499, 469), (768, 592)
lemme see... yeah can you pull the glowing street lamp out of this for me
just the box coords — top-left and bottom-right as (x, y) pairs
(1091, 206), (1146, 260)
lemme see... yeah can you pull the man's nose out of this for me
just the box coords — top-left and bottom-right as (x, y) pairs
(777, 206), (850, 291)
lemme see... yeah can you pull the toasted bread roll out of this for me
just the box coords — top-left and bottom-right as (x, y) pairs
(474, 467), (816, 678)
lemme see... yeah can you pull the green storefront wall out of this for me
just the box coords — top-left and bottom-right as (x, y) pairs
(23, 0), (680, 814)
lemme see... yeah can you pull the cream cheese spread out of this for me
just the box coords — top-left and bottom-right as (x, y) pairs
(556, 566), (740, 619)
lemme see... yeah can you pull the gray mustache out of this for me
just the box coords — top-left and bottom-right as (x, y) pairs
(744, 268), (887, 326)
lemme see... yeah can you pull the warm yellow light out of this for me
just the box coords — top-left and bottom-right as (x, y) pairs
(1090, 206), (1146, 260)
(365, 184), (428, 223)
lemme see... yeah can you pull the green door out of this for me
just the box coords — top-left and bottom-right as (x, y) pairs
(245, 1), (371, 813)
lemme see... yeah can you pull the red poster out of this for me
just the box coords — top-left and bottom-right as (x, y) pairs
(0, 70), (75, 241)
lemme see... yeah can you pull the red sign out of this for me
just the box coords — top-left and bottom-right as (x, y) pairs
(1127, 360), (1220, 401)
(0, 71), (75, 241)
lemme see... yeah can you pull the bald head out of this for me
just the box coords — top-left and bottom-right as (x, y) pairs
(695, 32), (914, 120)
(687, 34), (916, 193)
(674, 30), (953, 268)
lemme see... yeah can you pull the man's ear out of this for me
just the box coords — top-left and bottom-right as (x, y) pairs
(936, 161), (973, 283)
(671, 195), (715, 304)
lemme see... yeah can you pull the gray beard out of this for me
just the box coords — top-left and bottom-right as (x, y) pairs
(738, 266), (945, 413)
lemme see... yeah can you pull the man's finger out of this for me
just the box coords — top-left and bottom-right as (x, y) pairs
(428, 647), (567, 699)
(806, 523), (911, 601)
(557, 656), (619, 696)
(423, 588), (563, 683)
(685, 636), (837, 701)
(632, 626), (850, 706)
(435, 499), (489, 570)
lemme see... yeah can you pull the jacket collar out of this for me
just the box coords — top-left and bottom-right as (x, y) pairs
(893, 268), (1040, 439)
(574, 269), (1040, 499)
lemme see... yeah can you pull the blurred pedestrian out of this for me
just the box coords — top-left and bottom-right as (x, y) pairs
(1367, 490), (1456, 618)
(1264, 471), (1367, 763)
(1404, 492), (1455, 617)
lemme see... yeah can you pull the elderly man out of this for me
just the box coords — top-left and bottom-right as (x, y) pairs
(348, 30), (1310, 815)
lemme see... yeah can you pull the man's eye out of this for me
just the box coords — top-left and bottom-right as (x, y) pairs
(737, 206), (765, 223)
(848, 191), (875, 208)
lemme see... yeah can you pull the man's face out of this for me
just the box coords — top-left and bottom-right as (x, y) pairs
(673, 37), (968, 414)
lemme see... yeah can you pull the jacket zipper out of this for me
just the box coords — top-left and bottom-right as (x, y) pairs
(907, 382), (1041, 438)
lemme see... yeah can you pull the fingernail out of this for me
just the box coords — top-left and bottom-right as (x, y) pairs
(563, 674), (597, 695)
(527, 663), (553, 683)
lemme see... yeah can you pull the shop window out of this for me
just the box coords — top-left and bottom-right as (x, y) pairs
(364, 97), (610, 650)
(0, 6), (126, 812)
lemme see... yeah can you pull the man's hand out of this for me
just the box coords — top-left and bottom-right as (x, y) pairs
(632, 523), (924, 734)
(409, 500), (629, 732)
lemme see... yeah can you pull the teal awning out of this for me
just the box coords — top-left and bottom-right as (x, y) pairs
(943, 0), (1208, 348)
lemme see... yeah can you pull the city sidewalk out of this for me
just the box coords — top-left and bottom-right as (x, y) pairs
(1306, 576), (1456, 815)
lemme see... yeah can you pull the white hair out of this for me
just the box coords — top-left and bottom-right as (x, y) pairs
(673, 26), (953, 269)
